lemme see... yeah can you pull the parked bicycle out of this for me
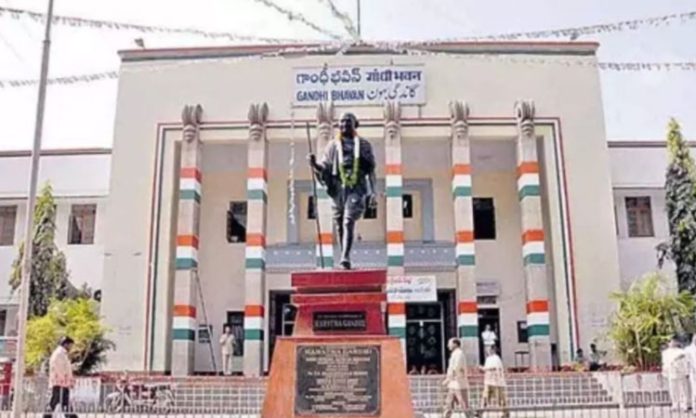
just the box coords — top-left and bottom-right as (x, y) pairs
(105, 375), (174, 413)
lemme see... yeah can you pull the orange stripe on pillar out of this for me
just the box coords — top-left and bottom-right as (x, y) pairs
(318, 233), (333, 245)
(388, 303), (406, 315)
(527, 300), (549, 313)
(387, 231), (404, 244)
(176, 235), (199, 248)
(458, 301), (478, 314)
(386, 164), (402, 175)
(456, 231), (474, 243)
(180, 167), (202, 182)
(245, 305), (265, 317)
(522, 229), (544, 243)
(517, 162), (539, 177)
(452, 164), (471, 175)
(246, 234), (266, 247)
(173, 305), (196, 317)
(247, 167), (268, 180)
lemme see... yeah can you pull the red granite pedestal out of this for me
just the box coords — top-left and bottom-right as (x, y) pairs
(261, 270), (415, 418)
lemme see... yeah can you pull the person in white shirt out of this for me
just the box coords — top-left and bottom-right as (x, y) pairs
(442, 338), (471, 418)
(478, 346), (509, 418)
(481, 325), (497, 351)
(684, 335), (696, 410)
(43, 336), (77, 418)
(219, 325), (236, 376)
(662, 337), (689, 412)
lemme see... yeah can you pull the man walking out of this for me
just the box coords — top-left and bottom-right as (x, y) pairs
(662, 336), (689, 412)
(684, 335), (696, 410)
(478, 346), (509, 418)
(442, 338), (471, 418)
(43, 336), (77, 418)
(219, 324), (236, 376)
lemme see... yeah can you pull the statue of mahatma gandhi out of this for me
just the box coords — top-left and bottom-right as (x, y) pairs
(309, 113), (377, 270)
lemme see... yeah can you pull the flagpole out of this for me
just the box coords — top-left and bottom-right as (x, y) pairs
(12, 0), (55, 416)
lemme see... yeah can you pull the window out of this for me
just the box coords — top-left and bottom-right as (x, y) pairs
(0, 206), (17, 246)
(197, 324), (212, 344)
(68, 204), (96, 245)
(364, 201), (377, 219)
(0, 310), (6, 336)
(307, 196), (316, 220)
(226, 311), (245, 356)
(517, 321), (528, 343)
(402, 194), (413, 219)
(227, 202), (247, 243)
(473, 198), (496, 240)
(625, 197), (654, 237)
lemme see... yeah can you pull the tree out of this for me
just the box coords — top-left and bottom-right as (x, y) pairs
(608, 273), (695, 369)
(658, 119), (696, 293)
(26, 298), (114, 375)
(9, 183), (79, 317)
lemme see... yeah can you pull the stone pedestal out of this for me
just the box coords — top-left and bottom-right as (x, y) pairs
(261, 270), (415, 418)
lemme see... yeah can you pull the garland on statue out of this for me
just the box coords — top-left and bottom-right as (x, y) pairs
(336, 135), (360, 188)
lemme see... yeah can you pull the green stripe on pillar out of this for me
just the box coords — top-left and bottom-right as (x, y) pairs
(316, 256), (334, 268)
(518, 185), (540, 200)
(388, 327), (406, 338)
(175, 258), (198, 270)
(456, 255), (476, 266)
(247, 189), (267, 203)
(245, 258), (266, 270)
(453, 186), (472, 198)
(523, 253), (546, 265)
(387, 255), (404, 267)
(179, 189), (200, 202)
(172, 329), (195, 341)
(244, 329), (264, 340)
(458, 325), (479, 338)
(527, 324), (550, 337)
(386, 186), (403, 198)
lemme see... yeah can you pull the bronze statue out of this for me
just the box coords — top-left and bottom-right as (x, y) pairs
(309, 112), (377, 270)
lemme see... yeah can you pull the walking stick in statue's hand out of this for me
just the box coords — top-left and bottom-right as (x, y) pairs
(306, 122), (325, 269)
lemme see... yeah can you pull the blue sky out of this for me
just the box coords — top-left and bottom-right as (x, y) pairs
(0, 0), (695, 150)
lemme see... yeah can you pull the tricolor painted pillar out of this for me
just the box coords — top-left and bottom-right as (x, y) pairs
(315, 102), (335, 268)
(384, 102), (407, 357)
(449, 101), (479, 366)
(515, 100), (551, 370)
(244, 103), (269, 376)
(171, 104), (203, 376)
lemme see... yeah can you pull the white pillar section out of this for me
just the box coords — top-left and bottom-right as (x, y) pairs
(449, 101), (479, 366)
(514, 100), (552, 370)
(314, 102), (335, 268)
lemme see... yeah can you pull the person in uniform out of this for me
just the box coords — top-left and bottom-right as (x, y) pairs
(309, 112), (377, 270)
(219, 325), (236, 376)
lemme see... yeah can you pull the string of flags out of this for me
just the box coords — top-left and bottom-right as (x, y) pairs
(250, 0), (344, 40)
(421, 10), (696, 42)
(315, 0), (359, 39)
(0, 6), (313, 44)
(2, 41), (696, 89)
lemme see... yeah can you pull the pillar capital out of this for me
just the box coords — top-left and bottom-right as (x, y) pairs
(515, 99), (535, 138)
(383, 101), (401, 142)
(449, 100), (470, 143)
(315, 101), (335, 147)
(248, 102), (269, 142)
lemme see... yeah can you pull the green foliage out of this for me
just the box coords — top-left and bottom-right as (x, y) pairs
(609, 273), (695, 369)
(9, 183), (78, 317)
(26, 298), (114, 375)
(658, 119), (696, 293)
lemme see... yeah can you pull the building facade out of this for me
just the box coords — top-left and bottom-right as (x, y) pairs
(0, 42), (671, 376)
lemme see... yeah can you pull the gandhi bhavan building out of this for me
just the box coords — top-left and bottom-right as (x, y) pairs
(102, 42), (621, 376)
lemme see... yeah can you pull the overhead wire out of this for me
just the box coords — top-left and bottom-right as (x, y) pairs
(249, 0), (345, 40)
(314, 0), (358, 39)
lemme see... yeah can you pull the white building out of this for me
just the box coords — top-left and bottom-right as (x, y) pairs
(0, 148), (110, 347)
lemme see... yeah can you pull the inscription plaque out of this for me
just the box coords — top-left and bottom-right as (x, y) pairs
(313, 312), (367, 332)
(295, 345), (380, 416)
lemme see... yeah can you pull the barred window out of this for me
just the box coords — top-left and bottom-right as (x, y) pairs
(625, 197), (654, 238)
(69, 204), (96, 245)
(227, 202), (247, 243)
(0, 206), (17, 246)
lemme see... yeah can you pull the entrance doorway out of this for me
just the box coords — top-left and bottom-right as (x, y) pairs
(404, 290), (456, 374)
(268, 291), (296, 367)
(478, 308), (500, 364)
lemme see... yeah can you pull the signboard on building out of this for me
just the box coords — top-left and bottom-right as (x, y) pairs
(386, 275), (437, 302)
(293, 65), (426, 106)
